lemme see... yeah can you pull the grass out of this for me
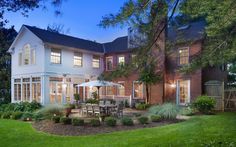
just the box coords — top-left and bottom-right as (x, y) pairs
(0, 112), (236, 147)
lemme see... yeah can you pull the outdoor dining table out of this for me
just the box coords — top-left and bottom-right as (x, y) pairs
(99, 104), (117, 115)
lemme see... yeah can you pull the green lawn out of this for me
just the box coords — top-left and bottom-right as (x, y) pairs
(0, 113), (236, 147)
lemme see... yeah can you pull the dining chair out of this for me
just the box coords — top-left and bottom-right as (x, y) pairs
(81, 105), (87, 116)
(93, 105), (101, 116)
(87, 105), (93, 116)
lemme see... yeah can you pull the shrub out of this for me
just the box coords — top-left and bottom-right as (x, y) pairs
(51, 116), (60, 123)
(180, 106), (195, 116)
(86, 99), (99, 104)
(104, 117), (117, 127)
(121, 117), (134, 126)
(0, 111), (3, 118)
(11, 111), (23, 120)
(1, 112), (12, 119)
(138, 116), (149, 124)
(150, 115), (162, 122)
(72, 118), (84, 126)
(157, 103), (180, 120)
(148, 103), (180, 120)
(90, 119), (100, 127)
(21, 112), (34, 121)
(60, 117), (72, 125)
(0, 101), (41, 112)
(34, 105), (64, 120)
(135, 103), (151, 110)
(193, 95), (216, 114)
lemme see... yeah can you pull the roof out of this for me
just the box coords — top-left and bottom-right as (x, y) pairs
(167, 20), (206, 42)
(103, 36), (129, 53)
(24, 25), (104, 53)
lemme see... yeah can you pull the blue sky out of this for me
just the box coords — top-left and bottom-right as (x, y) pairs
(4, 0), (128, 43)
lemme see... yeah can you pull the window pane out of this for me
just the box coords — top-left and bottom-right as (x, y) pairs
(179, 48), (189, 65)
(74, 52), (82, 66)
(118, 56), (125, 65)
(24, 44), (30, 65)
(31, 49), (36, 64)
(19, 53), (22, 66)
(117, 82), (125, 96)
(106, 57), (113, 70)
(51, 49), (61, 64)
(92, 56), (100, 68)
(134, 82), (143, 98)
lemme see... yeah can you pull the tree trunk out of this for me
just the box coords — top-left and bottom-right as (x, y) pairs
(146, 83), (149, 104)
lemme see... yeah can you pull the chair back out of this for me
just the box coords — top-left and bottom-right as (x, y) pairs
(93, 105), (100, 112)
(87, 105), (93, 111)
(105, 100), (111, 105)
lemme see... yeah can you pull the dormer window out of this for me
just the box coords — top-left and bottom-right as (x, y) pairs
(24, 44), (30, 65)
(178, 47), (189, 65)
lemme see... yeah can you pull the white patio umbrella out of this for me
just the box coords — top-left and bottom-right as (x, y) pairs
(77, 80), (121, 99)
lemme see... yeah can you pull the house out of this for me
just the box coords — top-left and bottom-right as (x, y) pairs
(9, 20), (227, 105)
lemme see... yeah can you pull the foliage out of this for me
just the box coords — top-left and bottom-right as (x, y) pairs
(90, 119), (101, 127)
(138, 116), (149, 124)
(0, 111), (2, 118)
(21, 112), (34, 121)
(91, 92), (98, 100)
(34, 105), (64, 120)
(150, 115), (162, 122)
(180, 106), (195, 116)
(179, 0), (236, 71)
(148, 103), (180, 120)
(64, 103), (75, 109)
(85, 99), (99, 104)
(72, 118), (84, 126)
(0, 101), (41, 112)
(193, 95), (216, 114)
(11, 111), (23, 120)
(135, 103), (151, 110)
(60, 117), (72, 125)
(1, 111), (12, 119)
(51, 116), (60, 123)
(121, 117), (134, 126)
(74, 94), (80, 102)
(104, 117), (117, 127)
(0, 27), (17, 104)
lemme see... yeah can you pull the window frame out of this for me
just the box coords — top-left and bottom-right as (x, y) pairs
(73, 52), (83, 67)
(133, 81), (144, 99)
(118, 55), (125, 66)
(106, 56), (113, 71)
(178, 47), (189, 66)
(92, 55), (100, 68)
(50, 49), (61, 64)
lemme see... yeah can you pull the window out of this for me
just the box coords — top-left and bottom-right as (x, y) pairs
(106, 86), (115, 95)
(51, 49), (61, 64)
(118, 56), (125, 66)
(117, 82), (125, 96)
(31, 49), (36, 64)
(22, 78), (30, 102)
(178, 47), (189, 65)
(14, 79), (21, 101)
(19, 53), (22, 66)
(23, 44), (30, 65)
(177, 80), (190, 105)
(133, 81), (143, 98)
(92, 55), (100, 68)
(74, 52), (82, 67)
(32, 77), (41, 103)
(106, 56), (113, 71)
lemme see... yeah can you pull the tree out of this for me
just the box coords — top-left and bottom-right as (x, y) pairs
(0, 26), (17, 104)
(179, 0), (236, 72)
(47, 23), (70, 34)
(0, 0), (65, 27)
(99, 0), (179, 103)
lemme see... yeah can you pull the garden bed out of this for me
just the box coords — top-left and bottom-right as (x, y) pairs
(33, 119), (181, 136)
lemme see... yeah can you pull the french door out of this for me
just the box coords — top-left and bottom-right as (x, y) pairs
(50, 82), (62, 104)
(177, 80), (190, 105)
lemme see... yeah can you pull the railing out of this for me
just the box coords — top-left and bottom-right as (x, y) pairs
(100, 95), (132, 106)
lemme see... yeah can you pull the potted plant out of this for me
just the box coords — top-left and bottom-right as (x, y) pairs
(74, 94), (80, 108)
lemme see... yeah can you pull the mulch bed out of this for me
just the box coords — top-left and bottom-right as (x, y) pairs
(32, 120), (181, 136)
